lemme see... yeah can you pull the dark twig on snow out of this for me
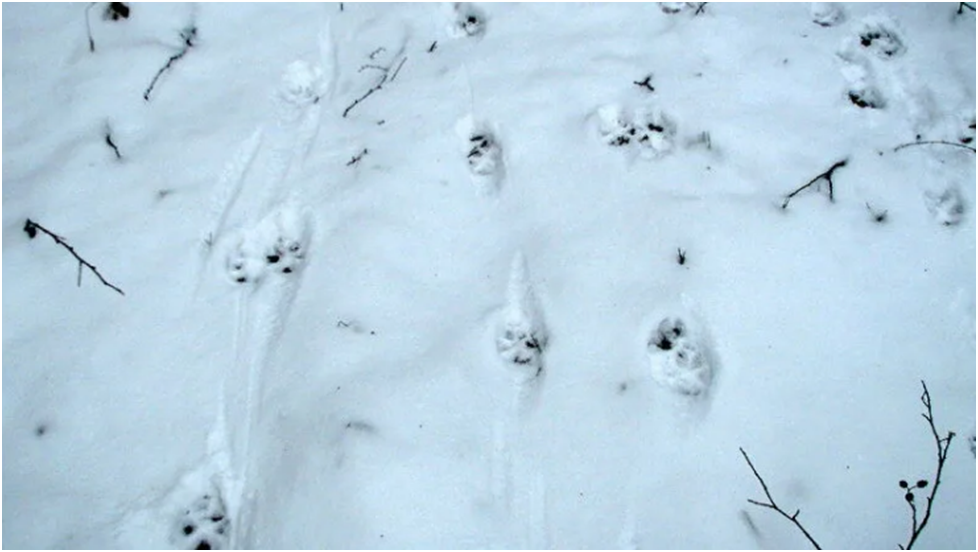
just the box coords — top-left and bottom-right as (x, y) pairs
(23, 219), (125, 296)
(677, 248), (687, 265)
(866, 202), (888, 223)
(692, 2), (708, 15)
(898, 381), (955, 550)
(740, 448), (823, 550)
(85, 2), (97, 52)
(346, 148), (368, 166)
(427, 41), (438, 53)
(893, 140), (976, 154)
(143, 25), (197, 101)
(343, 56), (407, 118)
(958, 2), (975, 14)
(104, 128), (122, 160)
(633, 75), (655, 93)
(781, 158), (848, 209)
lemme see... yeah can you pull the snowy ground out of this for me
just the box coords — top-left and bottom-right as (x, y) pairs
(2, 2), (975, 549)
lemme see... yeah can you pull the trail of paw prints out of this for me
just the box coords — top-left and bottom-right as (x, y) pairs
(595, 104), (677, 159)
(225, 206), (311, 285)
(172, 491), (230, 550)
(836, 14), (907, 110)
(644, 313), (715, 397)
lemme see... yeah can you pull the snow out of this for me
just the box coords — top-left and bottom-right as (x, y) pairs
(2, 2), (975, 549)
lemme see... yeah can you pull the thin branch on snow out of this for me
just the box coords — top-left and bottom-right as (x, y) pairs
(740, 448), (823, 550)
(343, 56), (407, 118)
(781, 158), (847, 209)
(104, 127), (123, 160)
(23, 219), (126, 296)
(346, 148), (368, 166)
(85, 2), (97, 52)
(633, 75), (655, 93)
(143, 25), (198, 101)
(958, 2), (975, 14)
(427, 41), (438, 53)
(691, 2), (708, 16)
(892, 140), (976, 154)
(898, 381), (955, 550)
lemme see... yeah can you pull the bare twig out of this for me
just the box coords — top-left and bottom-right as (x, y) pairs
(781, 158), (847, 209)
(85, 2), (97, 52)
(427, 41), (438, 53)
(143, 25), (197, 101)
(105, 131), (122, 160)
(677, 248), (687, 265)
(343, 55), (407, 118)
(959, 2), (976, 13)
(691, 2), (708, 15)
(633, 75), (655, 92)
(893, 140), (976, 154)
(740, 448), (822, 549)
(898, 381), (955, 550)
(346, 148), (368, 166)
(23, 219), (125, 296)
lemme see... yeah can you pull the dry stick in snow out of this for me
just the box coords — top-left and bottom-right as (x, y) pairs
(343, 57), (407, 118)
(105, 130), (122, 160)
(781, 158), (847, 209)
(893, 140), (976, 154)
(23, 219), (126, 296)
(633, 75), (655, 92)
(959, 2), (976, 13)
(740, 448), (823, 550)
(899, 381), (955, 550)
(346, 148), (368, 166)
(85, 2), (97, 52)
(143, 26), (197, 101)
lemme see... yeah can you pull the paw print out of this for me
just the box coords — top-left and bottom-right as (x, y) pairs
(856, 18), (905, 59)
(646, 315), (713, 397)
(467, 133), (503, 176)
(173, 492), (229, 550)
(496, 320), (546, 379)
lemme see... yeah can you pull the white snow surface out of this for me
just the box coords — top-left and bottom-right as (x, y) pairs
(2, 3), (975, 549)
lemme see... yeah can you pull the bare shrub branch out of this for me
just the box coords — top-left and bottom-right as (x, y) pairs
(144, 25), (197, 101)
(781, 158), (847, 209)
(343, 55), (407, 118)
(23, 219), (125, 296)
(893, 140), (976, 154)
(740, 448), (823, 550)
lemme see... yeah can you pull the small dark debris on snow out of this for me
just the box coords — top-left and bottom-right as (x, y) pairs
(633, 75), (655, 92)
(677, 248), (687, 265)
(35, 424), (47, 437)
(347, 148), (368, 166)
(427, 41), (437, 53)
(195, 540), (211, 550)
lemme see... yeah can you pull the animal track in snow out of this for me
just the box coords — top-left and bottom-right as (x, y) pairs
(447, 2), (487, 38)
(495, 252), (548, 382)
(854, 16), (906, 59)
(925, 186), (966, 226)
(225, 206), (312, 285)
(595, 103), (676, 158)
(172, 490), (230, 550)
(811, 2), (845, 27)
(457, 115), (505, 195)
(644, 311), (715, 397)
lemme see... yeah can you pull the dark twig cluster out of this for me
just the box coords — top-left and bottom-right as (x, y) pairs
(143, 25), (198, 101)
(781, 158), (847, 209)
(23, 219), (125, 296)
(633, 75), (655, 93)
(898, 381), (955, 550)
(343, 56), (407, 118)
